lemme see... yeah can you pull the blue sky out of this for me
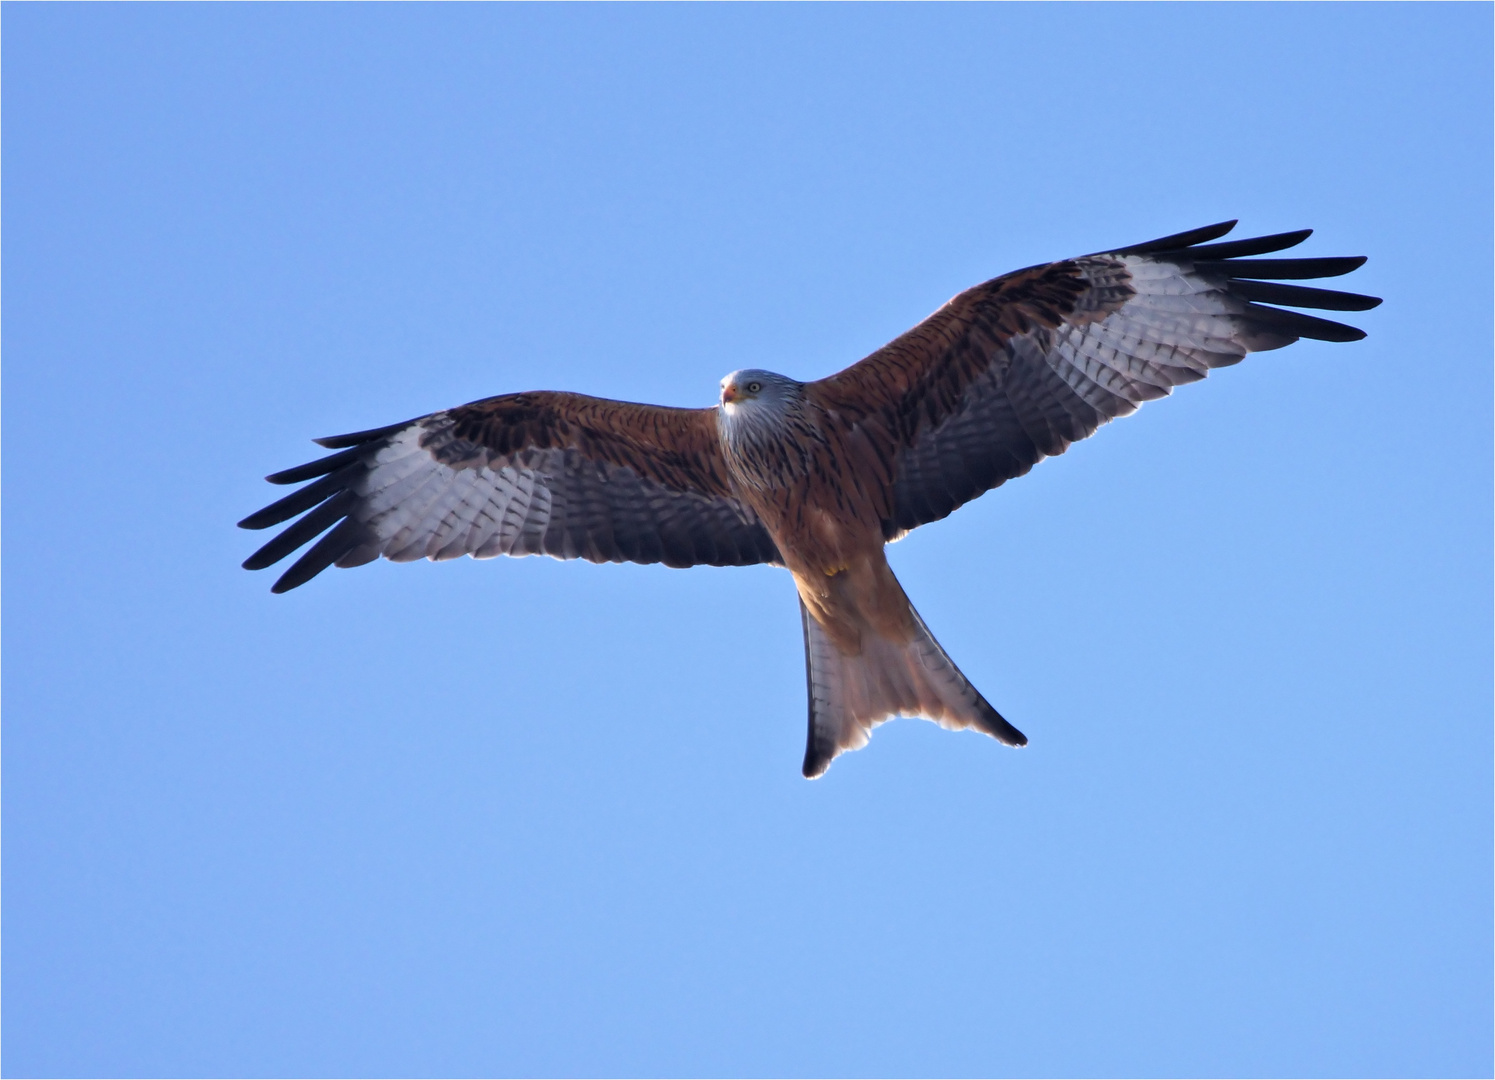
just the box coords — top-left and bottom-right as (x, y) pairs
(4, 5), (1490, 1077)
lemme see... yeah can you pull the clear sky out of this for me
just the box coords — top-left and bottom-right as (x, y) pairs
(4, 5), (1490, 1077)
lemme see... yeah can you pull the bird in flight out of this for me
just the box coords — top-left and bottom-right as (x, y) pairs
(241, 221), (1379, 778)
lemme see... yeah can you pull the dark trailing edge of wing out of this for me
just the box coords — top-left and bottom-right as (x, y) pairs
(241, 490), (359, 577)
(313, 421), (412, 450)
(1193, 256), (1368, 280)
(270, 518), (367, 593)
(1230, 279), (1382, 312)
(1115, 220), (1239, 255)
(239, 465), (359, 529)
(1176, 229), (1312, 260)
(263, 445), (362, 485)
(1121, 220), (1381, 341)
(1240, 303), (1369, 343)
(259, 423), (416, 485)
(240, 428), (395, 593)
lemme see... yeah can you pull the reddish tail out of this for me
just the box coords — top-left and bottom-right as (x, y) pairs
(798, 598), (1027, 778)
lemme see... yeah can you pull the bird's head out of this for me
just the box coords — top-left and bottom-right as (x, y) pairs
(719, 369), (801, 416)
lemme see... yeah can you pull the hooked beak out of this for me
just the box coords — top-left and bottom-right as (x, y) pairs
(721, 383), (738, 405)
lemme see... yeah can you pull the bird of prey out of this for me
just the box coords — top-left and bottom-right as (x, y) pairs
(241, 221), (1379, 778)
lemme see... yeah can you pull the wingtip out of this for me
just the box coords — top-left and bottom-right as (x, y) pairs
(265, 466), (312, 485)
(312, 420), (413, 450)
(1115, 219), (1239, 256)
(1190, 218), (1239, 236)
(242, 541), (292, 572)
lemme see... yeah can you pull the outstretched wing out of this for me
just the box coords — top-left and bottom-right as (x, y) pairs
(240, 392), (782, 592)
(809, 221), (1382, 538)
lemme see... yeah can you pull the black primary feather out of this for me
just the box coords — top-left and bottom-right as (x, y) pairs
(1116, 220), (1239, 255)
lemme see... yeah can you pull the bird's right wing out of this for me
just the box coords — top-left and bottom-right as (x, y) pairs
(240, 392), (782, 592)
(810, 222), (1382, 539)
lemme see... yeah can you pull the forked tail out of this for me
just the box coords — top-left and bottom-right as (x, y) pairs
(799, 599), (1026, 778)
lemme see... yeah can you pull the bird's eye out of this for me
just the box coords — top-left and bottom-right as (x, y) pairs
(748, 382), (762, 393)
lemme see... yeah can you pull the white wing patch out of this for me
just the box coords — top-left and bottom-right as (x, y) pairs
(351, 426), (559, 564)
(1044, 257), (1251, 416)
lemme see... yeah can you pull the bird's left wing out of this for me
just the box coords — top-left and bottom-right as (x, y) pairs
(240, 391), (782, 592)
(809, 221), (1382, 538)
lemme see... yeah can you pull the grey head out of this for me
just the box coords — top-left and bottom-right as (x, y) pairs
(716, 369), (812, 487)
(718, 368), (803, 413)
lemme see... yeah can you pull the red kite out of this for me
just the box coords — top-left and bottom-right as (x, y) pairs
(241, 221), (1379, 777)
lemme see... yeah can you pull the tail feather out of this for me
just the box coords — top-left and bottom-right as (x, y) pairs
(799, 599), (1026, 778)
